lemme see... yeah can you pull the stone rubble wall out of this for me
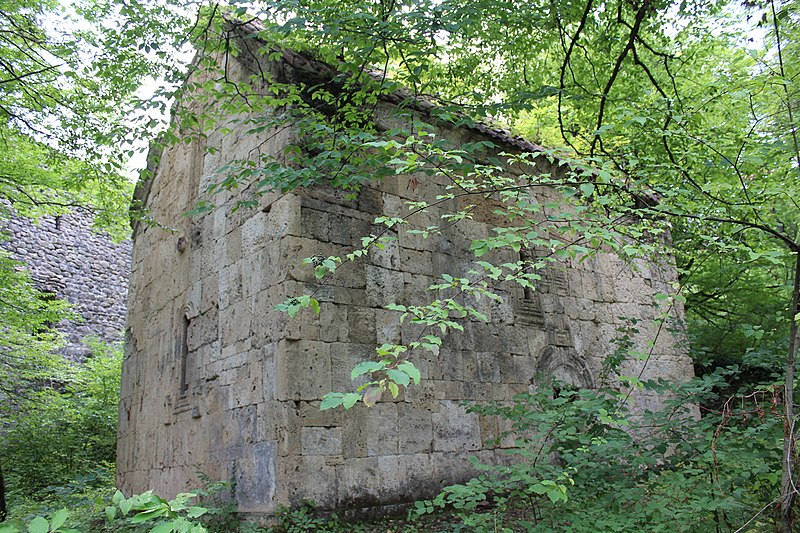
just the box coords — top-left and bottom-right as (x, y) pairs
(1, 210), (131, 359)
(117, 47), (694, 518)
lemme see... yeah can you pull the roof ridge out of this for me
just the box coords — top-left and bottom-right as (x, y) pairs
(225, 16), (549, 155)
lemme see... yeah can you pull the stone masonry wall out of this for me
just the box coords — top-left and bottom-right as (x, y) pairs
(1, 210), (131, 359)
(118, 39), (695, 520)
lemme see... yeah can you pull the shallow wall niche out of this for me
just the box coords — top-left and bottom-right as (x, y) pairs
(535, 345), (594, 389)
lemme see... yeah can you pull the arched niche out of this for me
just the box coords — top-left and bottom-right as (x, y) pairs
(534, 346), (594, 389)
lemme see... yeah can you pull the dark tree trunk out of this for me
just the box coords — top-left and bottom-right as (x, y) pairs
(0, 459), (7, 522)
(779, 254), (800, 533)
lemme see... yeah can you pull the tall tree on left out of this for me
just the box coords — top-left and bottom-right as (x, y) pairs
(0, 0), (191, 515)
(0, 0), (192, 230)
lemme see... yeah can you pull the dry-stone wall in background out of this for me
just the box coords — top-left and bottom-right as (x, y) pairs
(1, 210), (131, 359)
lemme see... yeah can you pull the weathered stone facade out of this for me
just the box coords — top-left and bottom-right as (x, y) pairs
(118, 24), (694, 518)
(1, 210), (131, 359)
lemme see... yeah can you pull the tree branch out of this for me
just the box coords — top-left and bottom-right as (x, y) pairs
(590, 0), (651, 156)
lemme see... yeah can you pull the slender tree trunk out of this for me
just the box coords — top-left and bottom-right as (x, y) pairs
(0, 459), (7, 522)
(780, 253), (800, 532)
(771, 0), (800, 526)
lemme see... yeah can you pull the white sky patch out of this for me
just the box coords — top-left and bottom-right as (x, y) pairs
(42, 1), (196, 180)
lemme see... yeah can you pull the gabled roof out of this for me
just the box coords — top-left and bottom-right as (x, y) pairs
(227, 18), (550, 156)
(131, 15), (587, 229)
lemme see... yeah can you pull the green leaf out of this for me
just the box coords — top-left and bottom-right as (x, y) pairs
(531, 483), (549, 495)
(119, 498), (133, 516)
(468, 309), (488, 322)
(422, 335), (442, 345)
(594, 124), (615, 135)
(421, 342), (440, 355)
(186, 507), (207, 519)
(50, 509), (69, 531)
(342, 392), (361, 409)
(397, 362), (421, 384)
(387, 368), (411, 386)
(470, 241), (489, 257)
(105, 506), (117, 522)
(546, 486), (567, 503)
(351, 361), (385, 380)
(148, 523), (175, 533)
(184, 201), (214, 217)
(27, 518), (48, 533)
(320, 393), (344, 410)
(131, 508), (168, 523)
(0, 525), (19, 533)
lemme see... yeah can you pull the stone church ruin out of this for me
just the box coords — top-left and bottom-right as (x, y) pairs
(117, 19), (694, 518)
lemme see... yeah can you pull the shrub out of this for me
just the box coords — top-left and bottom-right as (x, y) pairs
(414, 370), (782, 532)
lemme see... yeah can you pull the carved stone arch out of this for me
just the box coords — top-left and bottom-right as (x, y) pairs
(534, 346), (594, 389)
(183, 300), (199, 320)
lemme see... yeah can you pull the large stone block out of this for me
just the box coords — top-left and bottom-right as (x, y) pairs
(220, 299), (253, 345)
(330, 342), (373, 392)
(335, 457), (380, 508)
(432, 400), (481, 452)
(234, 441), (278, 513)
(277, 455), (337, 507)
(397, 403), (434, 454)
(366, 403), (399, 456)
(365, 265), (405, 307)
(301, 426), (343, 455)
(346, 305), (377, 344)
(275, 339), (331, 400)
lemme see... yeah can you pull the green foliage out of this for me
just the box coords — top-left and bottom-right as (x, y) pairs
(262, 501), (347, 533)
(274, 295), (320, 319)
(3, 0), (798, 528)
(0, 488), (212, 533)
(186, 477), (242, 533)
(0, 0), (190, 514)
(0, 250), (71, 398)
(107, 490), (208, 533)
(271, 128), (655, 410)
(238, 0), (798, 523)
(1, 341), (121, 498)
(0, 0), (180, 232)
(1, 489), (383, 533)
(0, 508), (76, 533)
(412, 372), (781, 531)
